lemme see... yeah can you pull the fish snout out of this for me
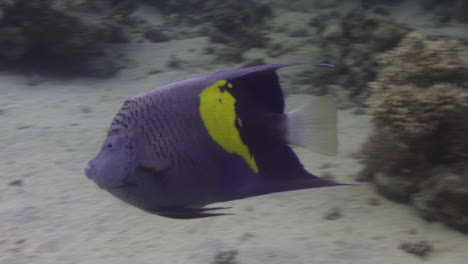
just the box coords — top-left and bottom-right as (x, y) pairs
(85, 160), (95, 179)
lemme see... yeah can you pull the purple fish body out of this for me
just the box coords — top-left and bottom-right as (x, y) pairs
(85, 63), (344, 218)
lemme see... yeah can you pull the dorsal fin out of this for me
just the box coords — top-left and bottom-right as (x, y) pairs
(213, 62), (334, 114)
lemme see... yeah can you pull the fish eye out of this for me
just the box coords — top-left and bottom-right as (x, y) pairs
(107, 143), (113, 148)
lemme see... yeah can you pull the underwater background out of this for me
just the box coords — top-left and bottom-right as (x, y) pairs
(0, 0), (467, 263)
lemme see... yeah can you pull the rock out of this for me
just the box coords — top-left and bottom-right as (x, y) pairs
(320, 171), (336, 181)
(80, 106), (92, 114)
(352, 107), (367, 115)
(412, 169), (468, 233)
(239, 232), (256, 242)
(215, 46), (244, 64)
(242, 58), (265, 67)
(143, 27), (169, 43)
(0, 0), (135, 75)
(150, 0), (272, 49)
(312, 0), (339, 9)
(321, 23), (342, 40)
(8, 179), (23, 186)
(166, 55), (181, 69)
(108, 26), (131, 43)
(26, 74), (47, 86)
(372, 17), (410, 51)
(289, 28), (308, 38)
(367, 197), (381, 206)
(299, 8), (410, 103)
(361, 0), (404, 9)
(353, 169), (373, 182)
(212, 250), (239, 264)
(319, 162), (337, 169)
(85, 55), (118, 78)
(420, 0), (468, 23)
(0, 26), (29, 61)
(455, 0), (468, 22)
(323, 207), (342, 220)
(373, 172), (417, 203)
(372, 6), (390, 15)
(399, 241), (432, 257)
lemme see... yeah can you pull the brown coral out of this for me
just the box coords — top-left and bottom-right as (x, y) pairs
(368, 83), (468, 143)
(358, 32), (468, 232)
(374, 32), (468, 88)
(0, 0), (134, 76)
(367, 32), (468, 152)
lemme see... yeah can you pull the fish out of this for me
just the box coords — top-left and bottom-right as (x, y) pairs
(85, 62), (346, 219)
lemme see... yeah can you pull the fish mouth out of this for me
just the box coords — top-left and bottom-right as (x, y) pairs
(84, 162), (137, 190)
(107, 179), (138, 190)
(85, 166), (94, 179)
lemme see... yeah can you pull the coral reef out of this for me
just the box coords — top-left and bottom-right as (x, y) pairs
(360, 0), (404, 9)
(358, 32), (468, 232)
(0, 0), (136, 76)
(420, 0), (468, 23)
(368, 33), (468, 146)
(413, 168), (468, 232)
(147, 0), (272, 49)
(301, 8), (411, 105)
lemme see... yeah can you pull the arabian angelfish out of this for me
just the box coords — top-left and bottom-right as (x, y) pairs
(85, 63), (345, 219)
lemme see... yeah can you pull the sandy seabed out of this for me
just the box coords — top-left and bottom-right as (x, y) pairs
(1, 67), (467, 264)
(1, 5), (468, 264)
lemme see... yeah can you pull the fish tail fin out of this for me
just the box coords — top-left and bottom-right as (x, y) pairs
(285, 95), (338, 155)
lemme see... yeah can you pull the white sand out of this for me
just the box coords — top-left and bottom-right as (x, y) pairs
(1, 3), (467, 264)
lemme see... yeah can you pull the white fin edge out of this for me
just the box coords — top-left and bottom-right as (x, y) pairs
(285, 94), (338, 155)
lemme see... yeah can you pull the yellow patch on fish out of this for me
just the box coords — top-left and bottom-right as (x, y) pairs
(199, 80), (259, 173)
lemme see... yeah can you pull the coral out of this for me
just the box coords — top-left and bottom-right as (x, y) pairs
(356, 128), (430, 175)
(146, 0), (272, 49)
(373, 33), (468, 87)
(368, 83), (468, 143)
(0, 26), (29, 60)
(303, 8), (410, 105)
(143, 27), (169, 43)
(360, 0), (404, 9)
(420, 0), (468, 23)
(373, 17), (398, 39)
(0, 0), (135, 76)
(358, 32), (468, 233)
(372, 17), (403, 51)
(368, 33), (468, 146)
(147, 0), (272, 49)
(412, 168), (468, 233)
